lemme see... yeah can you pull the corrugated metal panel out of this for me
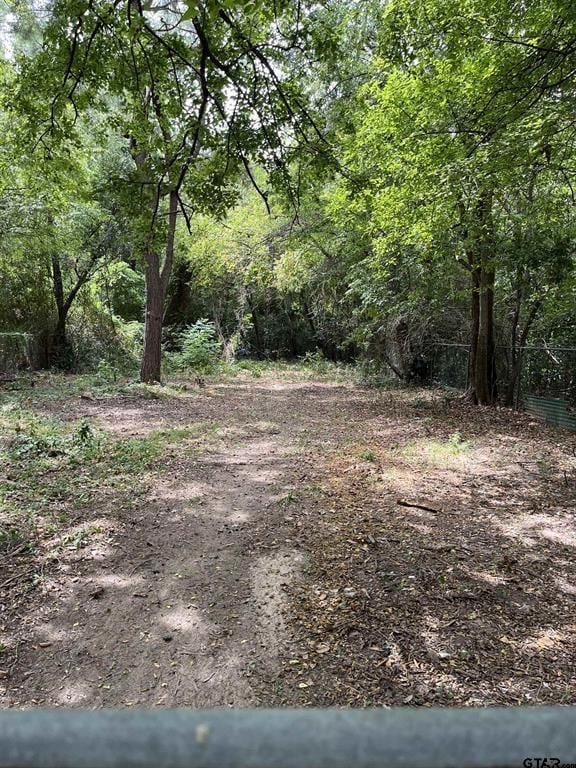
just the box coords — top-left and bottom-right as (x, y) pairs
(524, 395), (576, 431)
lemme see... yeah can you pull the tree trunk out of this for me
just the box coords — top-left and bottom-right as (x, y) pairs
(463, 191), (496, 405)
(139, 190), (179, 383)
(466, 269), (480, 401)
(50, 255), (72, 368)
(473, 266), (496, 405)
(140, 252), (164, 383)
(247, 292), (263, 359)
(505, 298), (542, 407)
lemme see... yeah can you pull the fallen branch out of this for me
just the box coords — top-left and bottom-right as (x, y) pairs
(0, 542), (31, 561)
(0, 569), (33, 591)
(396, 499), (441, 514)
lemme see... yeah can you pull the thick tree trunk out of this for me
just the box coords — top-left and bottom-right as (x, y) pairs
(463, 191), (496, 405)
(140, 190), (179, 383)
(50, 314), (71, 369)
(466, 269), (480, 400)
(140, 253), (164, 383)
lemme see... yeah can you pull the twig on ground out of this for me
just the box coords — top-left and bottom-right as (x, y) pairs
(396, 499), (441, 514)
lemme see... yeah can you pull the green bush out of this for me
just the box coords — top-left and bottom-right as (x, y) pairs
(175, 320), (221, 373)
(356, 358), (399, 388)
(0, 333), (32, 372)
(7, 413), (102, 463)
(301, 349), (330, 374)
(66, 307), (142, 374)
(236, 359), (265, 377)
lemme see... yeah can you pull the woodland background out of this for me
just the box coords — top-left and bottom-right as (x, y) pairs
(0, 0), (575, 407)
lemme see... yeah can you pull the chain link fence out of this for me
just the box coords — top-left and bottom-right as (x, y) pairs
(519, 346), (576, 403)
(430, 343), (471, 392)
(431, 343), (576, 429)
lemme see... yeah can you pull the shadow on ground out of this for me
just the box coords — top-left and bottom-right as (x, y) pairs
(1, 375), (575, 707)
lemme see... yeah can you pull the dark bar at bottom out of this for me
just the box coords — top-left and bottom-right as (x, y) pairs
(0, 707), (575, 768)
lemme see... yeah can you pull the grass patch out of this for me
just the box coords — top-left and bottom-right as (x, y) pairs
(275, 490), (299, 507)
(119, 381), (196, 399)
(0, 372), (199, 412)
(0, 372), (131, 408)
(233, 360), (266, 378)
(0, 525), (28, 554)
(0, 404), (215, 560)
(206, 358), (358, 384)
(400, 431), (472, 466)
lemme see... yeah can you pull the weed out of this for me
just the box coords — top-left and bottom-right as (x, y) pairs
(301, 349), (331, 375)
(356, 359), (399, 388)
(174, 320), (221, 374)
(235, 360), (265, 378)
(446, 431), (471, 453)
(0, 407), (215, 566)
(61, 523), (102, 550)
(401, 431), (471, 465)
(537, 457), (553, 477)
(276, 490), (297, 507)
(0, 526), (24, 553)
(95, 360), (120, 385)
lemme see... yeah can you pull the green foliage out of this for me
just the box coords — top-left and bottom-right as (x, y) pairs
(235, 360), (265, 378)
(7, 412), (102, 463)
(94, 360), (120, 385)
(401, 431), (472, 465)
(0, 333), (32, 372)
(356, 359), (400, 388)
(174, 320), (221, 374)
(0, 391), (218, 572)
(0, 0), (574, 396)
(0, 526), (26, 554)
(95, 262), (145, 322)
(446, 432), (471, 455)
(301, 349), (331, 374)
(6, 0), (335, 377)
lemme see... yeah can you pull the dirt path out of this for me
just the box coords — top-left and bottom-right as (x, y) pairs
(3, 378), (342, 706)
(2, 373), (576, 707)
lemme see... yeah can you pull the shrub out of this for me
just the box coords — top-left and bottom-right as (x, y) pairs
(0, 333), (32, 372)
(301, 349), (330, 374)
(175, 320), (221, 373)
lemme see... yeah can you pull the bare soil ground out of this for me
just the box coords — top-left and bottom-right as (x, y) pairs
(1, 369), (575, 707)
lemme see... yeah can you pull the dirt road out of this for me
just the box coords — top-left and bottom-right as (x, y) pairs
(2, 373), (576, 707)
(3, 378), (348, 706)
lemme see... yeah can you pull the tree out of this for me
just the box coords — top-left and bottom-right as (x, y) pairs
(332, 0), (576, 403)
(13, 0), (333, 381)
